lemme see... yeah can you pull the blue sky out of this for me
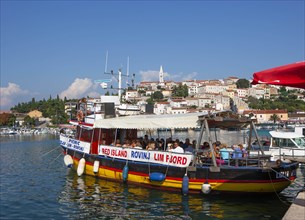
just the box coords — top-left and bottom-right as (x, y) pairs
(1, 0), (304, 110)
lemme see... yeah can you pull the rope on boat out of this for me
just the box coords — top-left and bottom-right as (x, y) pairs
(48, 152), (63, 166)
(270, 167), (304, 188)
(41, 145), (61, 157)
(267, 169), (289, 205)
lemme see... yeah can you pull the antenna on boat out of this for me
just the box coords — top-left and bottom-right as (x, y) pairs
(104, 55), (129, 102)
(94, 51), (112, 89)
(105, 50), (108, 73)
(126, 56), (130, 87)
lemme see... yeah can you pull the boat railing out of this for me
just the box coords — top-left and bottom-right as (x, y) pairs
(195, 151), (271, 168)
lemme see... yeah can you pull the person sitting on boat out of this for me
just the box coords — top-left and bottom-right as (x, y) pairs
(208, 142), (220, 159)
(122, 139), (132, 148)
(239, 144), (248, 158)
(232, 145), (243, 159)
(115, 139), (122, 147)
(166, 142), (173, 151)
(184, 144), (195, 153)
(201, 142), (210, 151)
(142, 135), (149, 148)
(131, 140), (137, 148)
(146, 141), (156, 150)
(182, 138), (191, 150)
(134, 139), (143, 149)
(219, 144), (230, 160)
(170, 141), (184, 153)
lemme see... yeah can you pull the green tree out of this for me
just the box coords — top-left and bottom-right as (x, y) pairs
(152, 91), (164, 100)
(172, 84), (188, 97)
(24, 115), (35, 127)
(146, 97), (154, 105)
(236, 79), (250, 88)
(270, 114), (280, 123)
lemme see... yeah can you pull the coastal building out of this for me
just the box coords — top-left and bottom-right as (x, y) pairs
(185, 97), (199, 107)
(169, 99), (187, 108)
(235, 88), (248, 98)
(161, 90), (172, 98)
(198, 97), (212, 108)
(204, 84), (227, 94)
(288, 111), (305, 124)
(224, 76), (239, 85)
(248, 87), (265, 99)
(28, 110), (42, 118)
(171, 107), (187, 114)
(125, 90), (139, 101)
(243, 109), (288, 123)
(154, 102), (170, 115)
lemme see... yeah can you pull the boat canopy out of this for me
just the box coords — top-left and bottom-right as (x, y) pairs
(269, 131), (304, 139)
(93, 112), (202, 129)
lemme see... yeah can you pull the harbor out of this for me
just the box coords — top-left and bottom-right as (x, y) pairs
(1, 131), (304, 219)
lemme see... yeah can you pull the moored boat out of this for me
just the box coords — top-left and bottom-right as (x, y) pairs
(250, 127), (305, 163)
(262, 130), (304, 163)
(59, 110), (298, 194)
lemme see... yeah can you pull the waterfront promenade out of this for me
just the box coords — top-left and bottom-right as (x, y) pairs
(283, 191), (305, 220)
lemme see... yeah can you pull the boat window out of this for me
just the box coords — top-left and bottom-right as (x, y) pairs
(287, 139), (295, 148)
(292, 137), (305, 148)
(273, 138), (281, 147)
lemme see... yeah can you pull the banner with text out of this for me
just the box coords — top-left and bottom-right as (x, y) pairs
(60, 136), (91, 154)
(98, 145), (193, 168)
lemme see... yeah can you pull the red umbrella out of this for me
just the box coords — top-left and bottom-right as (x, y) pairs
(252, 61), (305, 89)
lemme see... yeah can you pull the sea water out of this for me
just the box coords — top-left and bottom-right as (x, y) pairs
(0, 133), (304, 219)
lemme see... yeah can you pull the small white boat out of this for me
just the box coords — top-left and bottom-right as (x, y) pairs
(267, 130), (305, 162)
(117, 104), (141, 116)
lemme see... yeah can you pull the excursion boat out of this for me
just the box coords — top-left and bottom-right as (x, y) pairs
(59, 110), (298, 195)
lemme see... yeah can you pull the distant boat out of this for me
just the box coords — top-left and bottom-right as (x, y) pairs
(117, 104), (141, 116)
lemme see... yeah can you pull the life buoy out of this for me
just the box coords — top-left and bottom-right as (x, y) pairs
(77, 110), (84, 122)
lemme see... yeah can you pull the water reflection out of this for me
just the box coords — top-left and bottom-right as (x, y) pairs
(58, 167), (305, 219)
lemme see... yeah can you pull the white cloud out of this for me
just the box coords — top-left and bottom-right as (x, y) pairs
(139, 70), (170, 82)
(182, 72), (198, 81)
(0, 83), (29, 109)
(59, 78), (93, 99)
(139, 69), (197, 82)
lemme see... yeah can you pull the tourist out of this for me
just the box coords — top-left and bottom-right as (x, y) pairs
(122, 139), (131, 148)
(239, 144), (248, 158)
(134, 139), (143, 149)
(232, 144), (243, 158)
(219, 144), (230, 160)
(184, 144), (194, 154)
(182, 138), (191, 150)
(115, 139), (121, 147)
(171, 141), (184, 153)
(146, 141), (156, 150)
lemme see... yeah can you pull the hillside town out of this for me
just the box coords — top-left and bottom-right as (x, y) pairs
(89, 66), (305, 124)
(1, 66), (305, 131)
